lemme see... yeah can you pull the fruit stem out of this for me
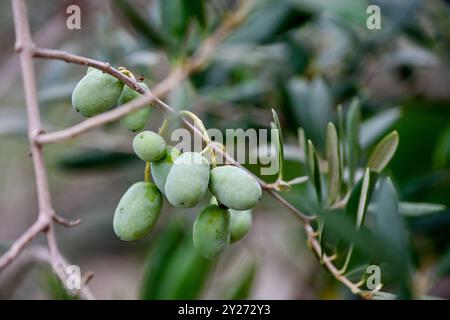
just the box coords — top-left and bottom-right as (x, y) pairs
(144, 162), (151, 182)
(158, 117), (169, 137)
(179, 110), (217, 167)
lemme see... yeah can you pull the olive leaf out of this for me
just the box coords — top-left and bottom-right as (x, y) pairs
(326, 122), (341, 205)
(160, 0), (190, 43)
(114, 0), (168, 48)
(307, 140), (322, 204)
(140, 221), (185, 299)
(369, 202), (446, 217)
(222, 259), (257, 300)
(337, 105), (345, 179)
(272, 109), (285, 181)
(372, 178), (413, 298)
(298, 127), (307, 162)
(337, 168), (378, 272)
(185, 0), (207, 29)
(153, 231), (214, 299)
(360, 108), (401, 148)
(398, 202), (446, 217)
(345, 98), (361, 186)
(367, 131), (399, 172)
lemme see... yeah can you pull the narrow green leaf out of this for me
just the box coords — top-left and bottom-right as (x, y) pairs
(398, 202), (445, 217)
(356, 168), (371, 229)
(272, 109), (284, 181)
(326, 122), (341, 205)
(185, 0), (207, 29)
(298, 127), (307, 162)
(369, 202), (446, 217)
(154, 236), (214, 299)
(337, 105), (345, 181)
(367, 131), (399, 172)
(222, 260), (257, 300)
(360, 108), (401, 148)
(346, 98), (361, 186)
(308, 140), (322, 204)
(115, 0), (168, 47)
(140, 221), (185, 299)
(160, 0), (190, 42)
(337, 169), (378, 272)
(373, 178), (413, 298)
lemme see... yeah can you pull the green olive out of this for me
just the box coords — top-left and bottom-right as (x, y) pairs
(113, 181), (162, 241)
(72, 68), (124, 117)
(150, 146), (181, 194)
(132, 131), (167, 162)
(119, 83), (152, 132)
(193, 204), (230, 259)
(209, 165), (261, 210)
(164, 152), (210, 208)
(229, 209), (252, 243)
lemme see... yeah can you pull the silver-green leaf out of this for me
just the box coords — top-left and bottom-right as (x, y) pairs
(367, 131), (399, 173)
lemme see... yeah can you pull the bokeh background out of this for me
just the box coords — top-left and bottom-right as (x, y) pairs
(0, 0), (449, 299)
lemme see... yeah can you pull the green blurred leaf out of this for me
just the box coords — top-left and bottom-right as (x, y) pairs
(228, 1), (311, 44)
(398, 202), (446, 217)
(185, 0), (207, 29)
(222, 259), (257, 300)
(272, 109), (284, 180)
(153, 232), (214, 299)
(287, 77), (334, 150)
(58, 150), (135, 171)
(115, 0), (168, 48)
(326, 122), (340, 205)
(360, 108), (401, 148)
(367, 131), (399, 173)
(433, 125), (450, 169)
(160, 0), (189, 44)
(337, 169), (378, 271)
(345, 98), (361, 186)
(307, 140), (322, 204)
(140, 221), (185, 300)
(42, 272), (78, 300)
(369, 202), (446, 218)
(372, 178), (413, 298)
(290, 0), (369, 27)
(298, 127), (307, 162)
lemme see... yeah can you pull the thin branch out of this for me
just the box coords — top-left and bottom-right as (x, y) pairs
(0, 218), (48, 271)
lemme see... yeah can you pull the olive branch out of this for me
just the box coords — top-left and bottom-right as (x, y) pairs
(1, 0), (375, 299)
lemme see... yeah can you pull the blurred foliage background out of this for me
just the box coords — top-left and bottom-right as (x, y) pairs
(0, 0), (449, 299)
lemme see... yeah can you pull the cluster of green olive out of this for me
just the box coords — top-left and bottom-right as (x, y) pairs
(113, 130), (261, 259)
(71, 67), (261, 258)
(71, 67), (152, 132)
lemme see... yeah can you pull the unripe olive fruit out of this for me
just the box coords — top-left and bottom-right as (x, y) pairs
(72, 68), (124, 117)
(150, 146), (181, 194)
(193, 204), (230, 259)
(229, 209), (252, 243)
(113, 181), (162, 241)
(209, 165), (262, 210)
(165, 152), (210, 208)
(132, 131), (166, 162)
(119, 83), (152, 132)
